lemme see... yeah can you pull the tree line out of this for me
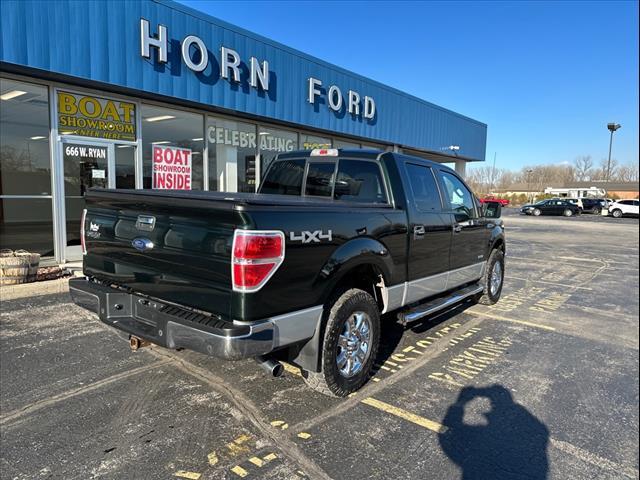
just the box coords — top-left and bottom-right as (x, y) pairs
(466, 156), (639, 195)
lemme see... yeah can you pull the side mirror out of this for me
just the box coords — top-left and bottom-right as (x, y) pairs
(483, 201), (502, 219)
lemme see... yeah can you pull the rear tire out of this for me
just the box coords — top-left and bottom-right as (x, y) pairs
(612, 209), (623, 218)
(563, 209), (573, 217)
(303, 289), (380, 397)
(476, 249), (505, 305)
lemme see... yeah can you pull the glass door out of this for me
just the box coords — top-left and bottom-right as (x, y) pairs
(60, 139), (114, 259)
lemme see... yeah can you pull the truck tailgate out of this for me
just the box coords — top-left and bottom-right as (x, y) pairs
(83, 189), (247, 319)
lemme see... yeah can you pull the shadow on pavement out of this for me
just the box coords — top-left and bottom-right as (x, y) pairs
(439, 384), (550, 480)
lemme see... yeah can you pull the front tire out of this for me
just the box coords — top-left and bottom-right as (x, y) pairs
(563, 209), (574, 217)
(612, 209), (623, 218)
(477, 249), (505, 305)
(533, 208), (542, 216)
(303, 289), (380, 397)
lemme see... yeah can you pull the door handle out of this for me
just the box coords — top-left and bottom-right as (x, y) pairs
(413, 225), (426, 238)
(453, 224), (463, 233)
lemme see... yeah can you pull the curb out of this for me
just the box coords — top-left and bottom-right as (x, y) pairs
(0, 277), (72, 302)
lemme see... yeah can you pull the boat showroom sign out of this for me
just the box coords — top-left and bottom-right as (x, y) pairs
(152, 145), (192, 190)
(140, 19), (376, 120)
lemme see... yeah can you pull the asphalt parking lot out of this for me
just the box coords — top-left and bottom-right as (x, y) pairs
(1, 210), (638, 480)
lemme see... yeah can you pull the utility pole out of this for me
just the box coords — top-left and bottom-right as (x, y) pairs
(606, 123), (621, 181)
(489, 152), (497, 193)
(526, 168), (534, 203)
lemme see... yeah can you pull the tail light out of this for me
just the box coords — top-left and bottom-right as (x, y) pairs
(232, 230), (285, 292)
(80, 208), (87, 255)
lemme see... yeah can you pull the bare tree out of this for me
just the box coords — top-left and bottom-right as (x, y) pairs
(615, 162), (640, 182)
(592, 158), (619, 181)
(574, 155), (593, 181)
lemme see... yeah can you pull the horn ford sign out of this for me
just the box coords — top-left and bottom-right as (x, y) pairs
(152, 145), (192, 190)
(57, 91), (136, 141)
(140, 19), (376, 121)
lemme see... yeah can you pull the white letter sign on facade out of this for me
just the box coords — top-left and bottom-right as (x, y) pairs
(181, 35), (208, 72)
(139, 20), (376, 121)
(364, 96), (376, 120)
(220, 46), (241, 83)
(140, 19), (167, 63)
(307, 77), (376, 120)
(249, 57), (269, 91)
(308, 77), (322, 104)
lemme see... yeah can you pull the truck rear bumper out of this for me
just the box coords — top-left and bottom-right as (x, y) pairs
(69, 277), (275, 360)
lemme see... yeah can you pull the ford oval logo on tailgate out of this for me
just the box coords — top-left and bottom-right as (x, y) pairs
(132, 237), (154, 252)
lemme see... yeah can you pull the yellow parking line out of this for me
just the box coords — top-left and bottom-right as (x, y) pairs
(248, 456), (264, 467)
(361, 397), (447, 434)
(175, 471), (201, 480)
(282, 362), (302, 377)
(230, 465), (248, 477)
(263, 452), (278, 462)
(467, 309), (556, 331)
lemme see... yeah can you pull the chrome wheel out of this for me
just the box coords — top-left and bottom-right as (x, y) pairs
(336, 311), (372, 378)
(490, 261), (503, 296)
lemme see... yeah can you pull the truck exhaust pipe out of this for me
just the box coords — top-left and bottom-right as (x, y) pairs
(129, 335), (150, 351)
(256, 356), (284, 377)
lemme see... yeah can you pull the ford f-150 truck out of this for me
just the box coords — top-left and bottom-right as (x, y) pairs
(70, 149), (505, 397)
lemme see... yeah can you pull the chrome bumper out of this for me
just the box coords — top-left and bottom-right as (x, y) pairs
(69, 278), (274, 360)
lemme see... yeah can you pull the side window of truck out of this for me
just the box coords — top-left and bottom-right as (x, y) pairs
(305, 162), (336, 197)
(260, 159), (306, 195)
(334, 160), (388, 204)
(405, 163), (442, 211)
(440, 171), (478, 220)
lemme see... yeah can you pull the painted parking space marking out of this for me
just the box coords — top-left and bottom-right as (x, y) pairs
(359, 395), (639, 480)
(174, 471), (202, 479)
(230, 465), (249, 477)
(505, 275), (593, 290)
(361, 397), (447, 434)
(550, 438), (639, 480)
(230, 451), (279, 477)
(466, 309), (556, 331)
(529, 292), (572, 313)
(428, 336), (513, 387)
(270, 420), (289, 430)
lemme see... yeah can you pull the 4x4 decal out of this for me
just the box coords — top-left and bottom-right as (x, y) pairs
(290, 230), (333, 243)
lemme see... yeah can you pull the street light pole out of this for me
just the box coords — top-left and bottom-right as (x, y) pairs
(606, 123), (621, 181)
(526, 168), (534, 203)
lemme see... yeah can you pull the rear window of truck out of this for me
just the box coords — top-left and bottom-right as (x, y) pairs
(261, 158), (387, 204)
(260, 159), (306, 195)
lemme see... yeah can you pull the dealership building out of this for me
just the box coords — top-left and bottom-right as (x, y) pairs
(0, 0), (487, 263)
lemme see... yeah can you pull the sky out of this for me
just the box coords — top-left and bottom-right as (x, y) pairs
(178, 0), (639, 172)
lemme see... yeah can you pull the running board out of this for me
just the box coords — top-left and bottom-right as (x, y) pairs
(397, 284), (484, 325)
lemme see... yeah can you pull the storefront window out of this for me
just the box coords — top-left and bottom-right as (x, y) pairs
(334, 139), (361, 149)
(207, 117), (256, 192)
(0, 78), (51, 196)
(301, 134), (331, 150)
(0, 77), (54, 257)
(142, 105), (204, 190)
(257, 126), (297, 178)
(115, 145), (136, 189)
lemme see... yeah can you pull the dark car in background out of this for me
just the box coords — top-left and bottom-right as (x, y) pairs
(579, 197), (607, 214)
(521, 199), (580, 217)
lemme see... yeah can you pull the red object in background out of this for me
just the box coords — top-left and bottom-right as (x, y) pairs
(479, 195), (510, 206)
